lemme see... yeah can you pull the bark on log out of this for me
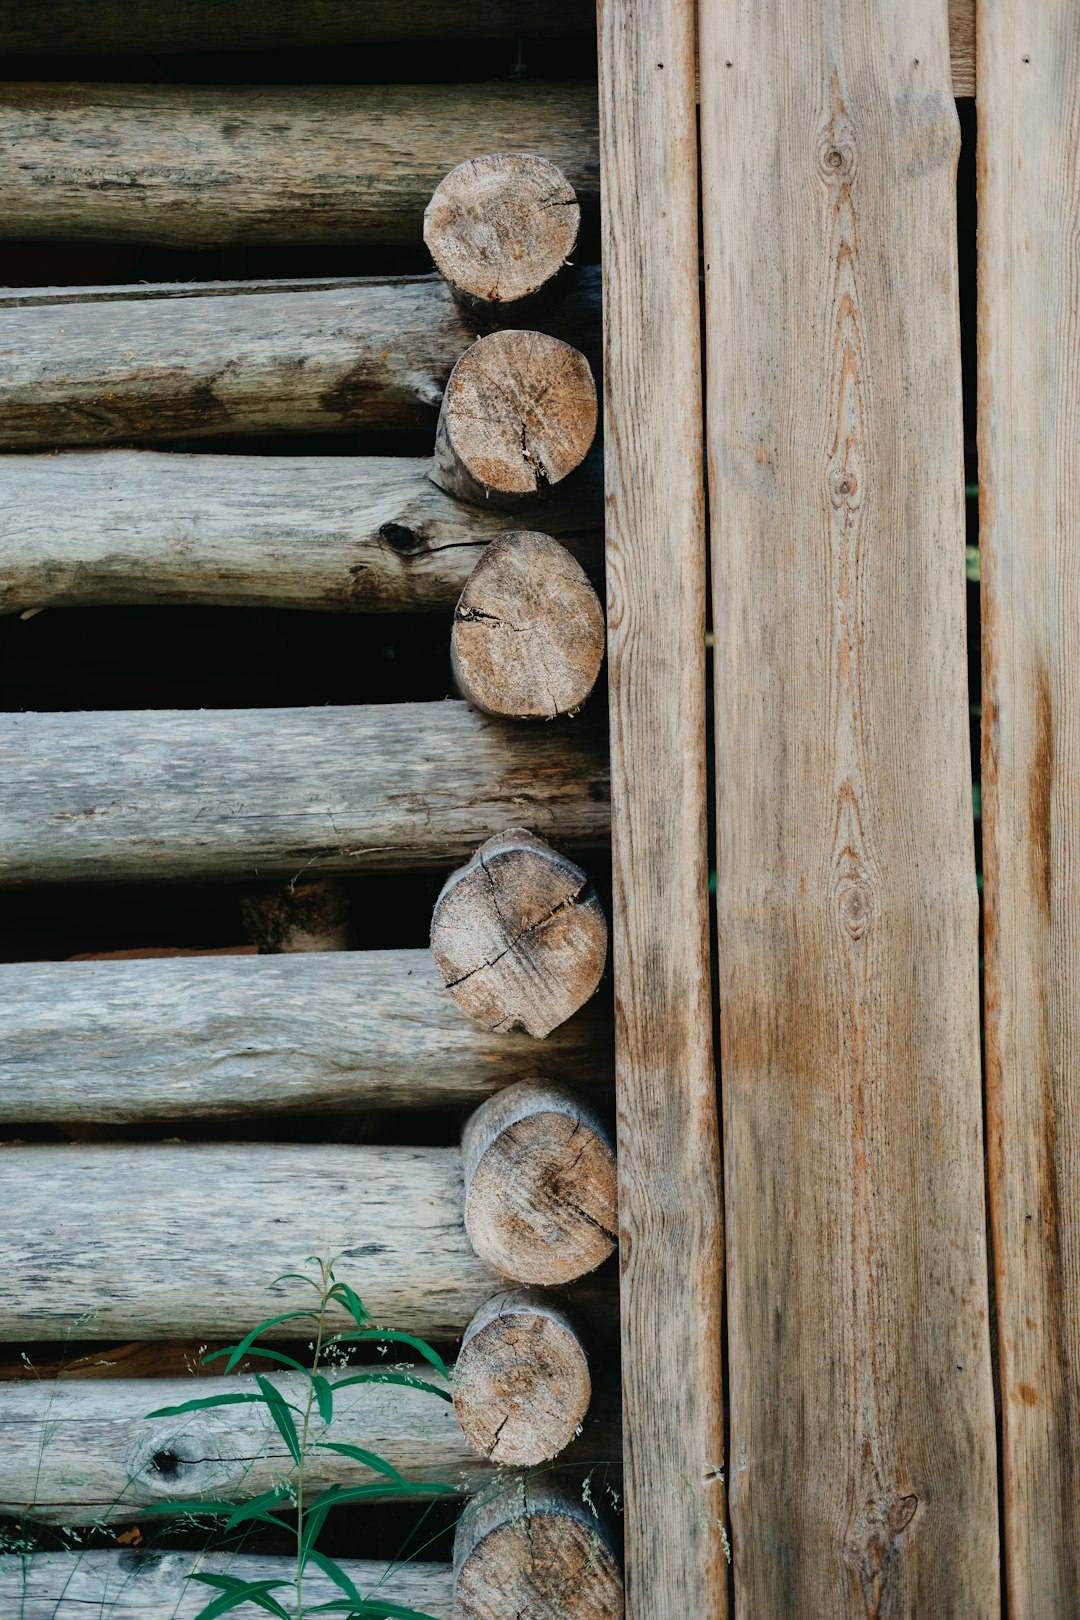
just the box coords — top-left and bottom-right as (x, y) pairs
(0, 949), (612, 1123)
(454, 1475), (623, 1619)
(424, 154), (580, 310)
(0, 267), (601, 448)
(0, 1552), (453, 1620)
(0, 83), (598, 248)
(0, 450), (603, 614)
(0, 703), (610, 887)
(454, 1289), (592, 1466)
(432, 331), (598, 507)
(451, 531), (605, 719)
(0, 0), (594, 51)
(240, 878), (354, 953)
(462, 1081), (617, 1285)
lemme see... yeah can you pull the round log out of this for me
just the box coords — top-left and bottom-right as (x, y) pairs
(429, 828), (608, 1038)
(424, 153), (580, 310)
(454, 1475), (623, 1619)
(454, 1288), (591, 1466)
(451, 530), (605, 719)
(431, 330), (597, 508)
(241, 878), (354, 953)
(461, 1080), (617, 1285)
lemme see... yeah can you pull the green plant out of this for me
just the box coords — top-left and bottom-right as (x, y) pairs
(139, 1256), (456, 1620)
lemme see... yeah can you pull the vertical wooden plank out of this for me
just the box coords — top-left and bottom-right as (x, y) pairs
(701, 2), (999, 1614)
(597, 0), (728, 1612)
(978, 4), (1080, 1612)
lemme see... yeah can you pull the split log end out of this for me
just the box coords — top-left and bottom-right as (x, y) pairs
(454, 1475), (623, 1618)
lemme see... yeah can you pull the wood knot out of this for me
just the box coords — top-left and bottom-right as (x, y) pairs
(838, 882), (871, 939)
(887, 1494), (919, 1535)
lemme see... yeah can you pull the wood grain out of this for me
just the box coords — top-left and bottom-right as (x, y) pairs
(0, 82), (598, 247)
(0, 269), (600, 448)
(978, 2), (1080, 1612)
(0, 948), (612, 1122)
(0, 450), (602, 615)
(596, 0), (726, 1611)
(701, 2), (998, 1613)
(0, 702), (610, 886)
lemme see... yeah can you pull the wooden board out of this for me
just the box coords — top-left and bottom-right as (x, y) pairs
(0, 702), (610, 886)
(978, 1), (1080, 1610)
(700, 2), (998, 1613)
(596, 0), (727, 1612)
(0, 948), (611, 1122)
(0, 82), (598, 247)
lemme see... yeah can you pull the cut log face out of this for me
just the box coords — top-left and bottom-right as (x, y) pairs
(451, 530), (605, 720)
(424, 153), (580, 307)
(461, 1080), (617, 1285)
(454, 1475), (623, 1619)
(429, 828), (608, 1037)
(432, 330), (598, 508)
(240, 878), (354, 952)
(453, 1288), (592, 1466)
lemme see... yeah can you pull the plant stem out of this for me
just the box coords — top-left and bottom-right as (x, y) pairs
(295, 1261), (332, 1620)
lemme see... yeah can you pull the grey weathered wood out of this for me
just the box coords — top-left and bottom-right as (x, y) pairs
(0, 703), (610, 887)
(596, 0), (727, 1611)
(0, 948), (612, 1122)
(0, 83), (598, 247)
(701, 1), (998, 1614)
(0, 268), (601, 448)
(451, 531), (605, 719)
(454, 1476), (623, 1619)
(454, 1289), (591, 1465)
(432, 330), (598, 507)
(0, 1552), (453, 1620)
(430, 830), (609, 1038)
(462, 1080), (617, 1285)
(0, 450), (602, 615)
(0, 1369), (619, 1523)
(978, 2), (1080, 1612)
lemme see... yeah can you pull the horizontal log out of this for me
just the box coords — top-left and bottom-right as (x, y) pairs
(0, 267), (601, 448)
(0, 702), (610, 886)
(0, 82), (598, 247)
(0, 1369), (619, 1522)
(0, 0), (594, 51)
(0, 1552), (453, 1619)
(0, 450), (602, 613)
(454, 1476), (623, 1618)
(0, 948), (612, 1122)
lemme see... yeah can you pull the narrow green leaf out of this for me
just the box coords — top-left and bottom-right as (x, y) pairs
(224, 1486), (293, 1530)
(190, 1582), (293, 1620)
(271, 1271), (324, 1290)
(306, 1547), (363, 1605)
(330, 1371), (452, 1403)
(329, 1281), (370, 1328)
(145, 1392), (265, 1418)
(223, 1311), (317, 1373)
(191, 1574), (291, 1596)
(202, 1345), (308, 1375)
(312, 1442), (407, 1483)
(307, 1603), (444, 1620)
(323, 1331), (449, 1380)
(312, 1373), (334, 1425)
(256, 1374), (302, 1466)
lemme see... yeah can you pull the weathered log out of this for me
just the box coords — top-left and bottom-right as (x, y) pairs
(0, 1369), (619, 1522)
(454, 1289), (592, 1466)
(240, 878), (354, 953)
(430, 830), (608, 1038)
(0, 450), (603, 613)
(424, 154), (580, 311)
(0, 83), (598, 248)
(451, 531), (605, 719)
(0, 703), (610, 887)
(0, 949), (612, 1123)
(0, 1552), (453, 1620)
(454, 1475), (623, 1619)
(432, 331), (598, 507)
(462, 1081), (617, 1285)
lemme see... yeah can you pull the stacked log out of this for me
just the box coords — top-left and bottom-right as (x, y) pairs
(454, 1476), (623, 1618)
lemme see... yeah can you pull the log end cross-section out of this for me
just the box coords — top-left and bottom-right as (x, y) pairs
(429, 828), (608, 1037)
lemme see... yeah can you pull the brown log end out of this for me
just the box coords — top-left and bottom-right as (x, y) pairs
(453, 1475), (623, 1619)
(453, 1289), (591, 1466)
(424, 152), (580, 307)
(461, 1080), (617, 1286)
(240, 879), (354, 953)
(429, 829), (608, 1038)
(432, 330), (597, 508)
(451, 530), (604, 720)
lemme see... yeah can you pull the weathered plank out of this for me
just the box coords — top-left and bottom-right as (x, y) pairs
(950, 0), (976, 94)
(0, 948), (612, 1123)
(0, 1369), (618, 1522)
(0, 268), (601, 447)
(978, 2), (1080, 1612)
(596, 0), (726, 1612)
(0, 82), (598, 247)
(0, 451), (602, 614)
(701, 2), (998, 1613)
(0, 1553), (453, 1620)
(0, 702), (610, 886)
